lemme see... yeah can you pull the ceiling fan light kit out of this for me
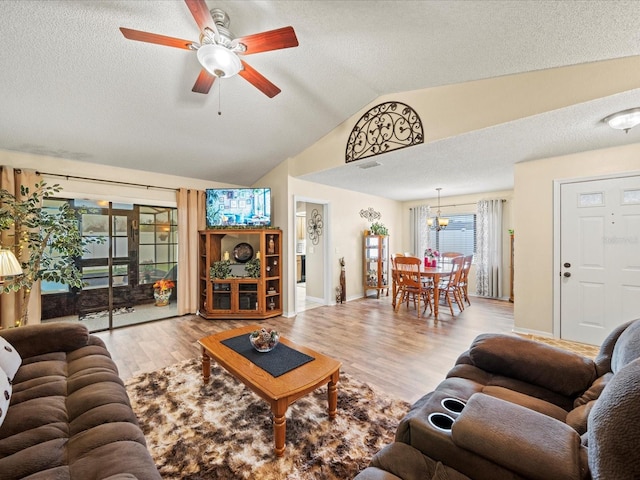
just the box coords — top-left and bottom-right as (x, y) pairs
(197, 43), (242, 78)
(119, 0), (298, 97)
(602, 107), (640, 133)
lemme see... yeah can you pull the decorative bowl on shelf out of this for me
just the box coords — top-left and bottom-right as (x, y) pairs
(249, 328), (280, 353)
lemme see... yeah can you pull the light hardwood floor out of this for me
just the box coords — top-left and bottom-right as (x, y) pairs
(95, 294), (515, 404)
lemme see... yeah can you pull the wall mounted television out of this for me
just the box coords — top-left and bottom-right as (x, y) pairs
(205, 188), (271, 227)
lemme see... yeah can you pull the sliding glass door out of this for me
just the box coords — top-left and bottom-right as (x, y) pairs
(41, 199), (178, 332)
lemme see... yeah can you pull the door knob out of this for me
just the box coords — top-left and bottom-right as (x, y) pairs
(563, 272), (571, 278)
(563, 262), (571, 268)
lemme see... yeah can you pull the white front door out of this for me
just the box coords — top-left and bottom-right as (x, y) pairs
(560, 175), (640, 345)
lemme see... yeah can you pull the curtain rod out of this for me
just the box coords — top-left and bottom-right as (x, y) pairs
(37, 171), (178, 192)
(440, 199), (506, 208)
(410, 199), (507, 210)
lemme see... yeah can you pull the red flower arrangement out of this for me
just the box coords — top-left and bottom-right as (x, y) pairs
(153, 279), (175, 292)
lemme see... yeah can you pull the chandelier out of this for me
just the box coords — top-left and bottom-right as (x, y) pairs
(427, 188), (449, 231)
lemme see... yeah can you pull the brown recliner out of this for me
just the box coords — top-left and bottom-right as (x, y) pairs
(355, 319), (640, 480)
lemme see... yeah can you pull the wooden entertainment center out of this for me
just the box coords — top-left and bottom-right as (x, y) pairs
(198, 228), (282, 319)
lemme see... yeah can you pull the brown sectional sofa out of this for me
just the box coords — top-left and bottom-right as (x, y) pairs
(0, 322), (161, 480)
(355, 318), (640, 480)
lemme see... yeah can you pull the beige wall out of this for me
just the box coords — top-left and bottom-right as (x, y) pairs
(0, 150), (236, 204)
(513, 142), (640, 336)
(284, 173), (404, 316)
(289, 56), (640, 178)
(6, 142), (640, 332)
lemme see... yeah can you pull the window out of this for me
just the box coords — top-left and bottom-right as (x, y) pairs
(138, 206), (178, 285)
(429, 213), (476, 257)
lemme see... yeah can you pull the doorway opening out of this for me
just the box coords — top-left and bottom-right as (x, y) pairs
(294, 198), (329, 313)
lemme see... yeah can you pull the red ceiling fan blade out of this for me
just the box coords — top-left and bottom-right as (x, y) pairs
(192, 69), (216, 94)
(239, 61), (281, 98)
(184, 0), (216, 33)
(119, 27), (193, 50)
(236, 26), (299, 55)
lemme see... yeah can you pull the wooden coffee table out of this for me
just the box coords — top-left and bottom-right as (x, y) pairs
(198, 325), (342, 457)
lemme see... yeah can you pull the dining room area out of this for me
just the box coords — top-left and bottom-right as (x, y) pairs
(391, 252), (473, 321)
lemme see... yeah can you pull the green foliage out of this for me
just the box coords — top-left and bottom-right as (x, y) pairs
(244, 258), (261, 278)
(210, 260), (232, 279)
(370, 222), (388, 236)
(0, 181), (103, 326)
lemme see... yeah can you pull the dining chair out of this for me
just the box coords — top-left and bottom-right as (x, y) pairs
(394, 256), (432, 317)
(458, 254), (473, 306)
(440, 251), (463, 267)
(436, 255), (465, 315)
(390, 255), (404, 307)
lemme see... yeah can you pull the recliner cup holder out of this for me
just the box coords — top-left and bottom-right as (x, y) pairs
(441, 397), (466, 414)
(428, 412), (455, 432)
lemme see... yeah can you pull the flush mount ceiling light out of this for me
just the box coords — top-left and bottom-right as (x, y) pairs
(602, 108), (640, 133)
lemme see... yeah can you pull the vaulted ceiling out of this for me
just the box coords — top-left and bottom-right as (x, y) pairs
(1, 0), (639, 201)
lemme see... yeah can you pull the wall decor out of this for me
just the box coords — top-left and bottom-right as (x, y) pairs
(345, 101), (423, 163)
(359, 207), (381, 222)
(307, 209), (323, 245)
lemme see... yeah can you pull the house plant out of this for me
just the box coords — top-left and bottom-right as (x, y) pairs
(210, 260), (232, 279)
(153, 279), (175, 306)
(0, 182), (101, 326)
(370, 222), (388, 235)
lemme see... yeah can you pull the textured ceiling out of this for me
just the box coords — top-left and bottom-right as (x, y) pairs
(1, 0), (639, 201)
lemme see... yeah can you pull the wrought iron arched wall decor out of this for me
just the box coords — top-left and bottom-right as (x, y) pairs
(345, 101), (423, 163)
(307, 209), (323, 245)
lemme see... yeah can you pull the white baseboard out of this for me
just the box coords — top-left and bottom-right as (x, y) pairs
(512, 326), (554, 338)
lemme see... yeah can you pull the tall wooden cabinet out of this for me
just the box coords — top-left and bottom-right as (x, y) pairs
(198, 228), (282, 319)
(363, 233), (389, 298)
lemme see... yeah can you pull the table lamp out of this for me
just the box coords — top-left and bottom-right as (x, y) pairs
(0, 249), (22, 281)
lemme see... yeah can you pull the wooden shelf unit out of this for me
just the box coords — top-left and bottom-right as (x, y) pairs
(198, 228), (282, 319)
(363, 233), (389, 298)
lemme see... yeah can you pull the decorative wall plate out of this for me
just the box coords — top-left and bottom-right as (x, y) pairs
(233, 242), (254, 263)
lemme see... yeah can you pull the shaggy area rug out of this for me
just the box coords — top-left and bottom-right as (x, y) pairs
(125, 358), (411, 479)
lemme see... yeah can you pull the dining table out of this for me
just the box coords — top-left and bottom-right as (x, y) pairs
(392, 264), (452, 320)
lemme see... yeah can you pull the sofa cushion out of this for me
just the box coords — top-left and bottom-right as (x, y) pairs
(358, 442), (472, 480)
(0, 367), (11, 428)
(0, 322), (89, 359)
(0, 336), (21, 382)
(452, 393), (587, 480)
(481, 386), (568, 421)
(588, 357), (640, 479)
(566, 402), (594, 435)
(573, 373), (612, 408)
(468, 334), (597, 397)
(610, 319), (640, 373)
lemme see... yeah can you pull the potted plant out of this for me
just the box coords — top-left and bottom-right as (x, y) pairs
(0, 181), (103, 326)
(244, 258), (261, 278)
(370, 222), (388, 236)
(152, 279), (175, 306)
(210, 260), (232, 279)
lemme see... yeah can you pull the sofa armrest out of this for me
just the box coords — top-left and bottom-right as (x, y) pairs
(0, 322), (90, 358)
(468, 334), (597, 397)
(452, 393), (587, 480)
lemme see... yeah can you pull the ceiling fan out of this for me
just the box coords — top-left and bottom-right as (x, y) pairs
(119, 0), (298, 98)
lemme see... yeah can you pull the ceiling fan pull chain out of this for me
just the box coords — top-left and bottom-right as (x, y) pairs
(218, 81), (222, 116)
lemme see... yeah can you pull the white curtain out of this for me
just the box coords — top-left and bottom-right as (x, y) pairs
(0, 166), (42, 327)
(176, 188), (206, 315)
(476, 199), (504, 298)
(409, 205), (430, 257)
